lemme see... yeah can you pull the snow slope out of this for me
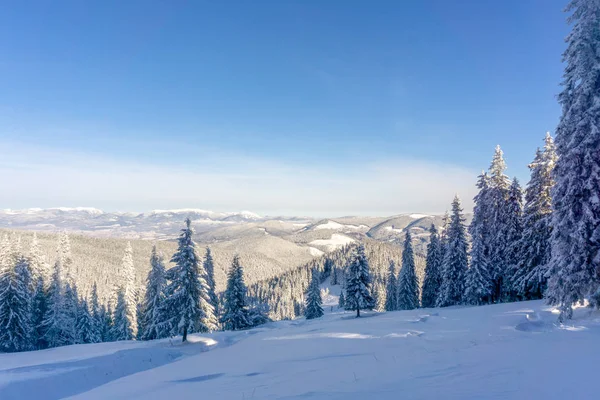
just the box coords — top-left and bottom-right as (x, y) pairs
(1, 300), (599, 399)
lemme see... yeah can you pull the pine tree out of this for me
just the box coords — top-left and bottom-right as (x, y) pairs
(516, 134), (557, 299)
(203, 247), (220, 318)
(464, 223), (493, 305)
(117, 242), (138, 339)
(384, 260), (398, 311)
(547, 0), (600, 320)
(100, 303), (113, 342)
(57, 231), (74, 282)
(140, 245), (168, 340)
(112, 287), (134, 341)
(488, 146), (512, 302)
(164, 219), (217, 341)
(62, 281), (79, 344)
(421, 225), (443, 308)
(77, 299), (101, 344)
(372, 277), (387, 312)
(221, 255), (251, 330)
(338, 291), (345, 309)
(345, 244), (374, 317)
(503, 178), (525, 301)
(0, 256), (33, 352)
(31, 277), (49, 349)
(437, 195), (469, 307)
(304, 270), (324, 319)
(41, 258), (72, 348)
(29, 233), (50, 290)
(89, 282), (101, 330)
(397, 231), (419, 310)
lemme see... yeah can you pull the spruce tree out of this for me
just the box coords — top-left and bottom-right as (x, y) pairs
(488, 146), (512, 302)
(304, 270), (324, 319)
(140, 245), (168, 340)
(345, 244), (374, 317)
(547, 0), (600, 320)
(372, 277), (387, 312)
(203, 247), (220, 318)
(77, 299), (101, 344)
(516, 134), (557, 299)
(41, 258), (72, 348)
(0, 256), (33, 352)
(221, 255), (251, 330)
(31, 277), (49, 349)
(384, 260), (398, 311)
(421, 225), (443, 308)
(29, 233), (51, 289)
(118, 242), (138, 339)
(464, 223), (493, 305)
(437, 195), (469, 307)
(63, 282), (79, 344)
(503, 178), (525, 301)
(112, 287), (134, 341)
(338, 291), (345, 309)
(164, 219), (217, 341)
(397, 231), (419, 310)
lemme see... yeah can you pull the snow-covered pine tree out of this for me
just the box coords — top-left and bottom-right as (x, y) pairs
(515, 134), (557, 300)
(77, 298), (101, 344)
(31, 277), (48, 349)
(57, 231), (74, 282)
(338, 291), (345, 309)
(464, 221), (493, 305)
(111, 287), (134, 341)
(29, 233), (51, 290)
(41, 257), (72, 348)
(304, 270), (324, 319)
(203, 247), (219, 318)
(421, 225), (443, 308)
(385, 260), (398, 311)
(547, 0), (600, 320)
(0, 256), (33, 352)
(221, 255), (251, 330)
(164, 219), (217, 341)
(89, 282), (101, 329)
(503, 178), (524, 301)
(118, 242), (138, 339)
(100, 303), (113, 342)
(397, 231), (419, 310)
(62, 281), (79, 344)
(487, 146), (512, 302)
(345, 244), (374, 317)
(140, 245), (168, 340)
(437, 195), (469, 307)
(372, 277), (387, 312)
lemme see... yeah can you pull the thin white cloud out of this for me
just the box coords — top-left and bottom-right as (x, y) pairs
(1, 142), (477, 217)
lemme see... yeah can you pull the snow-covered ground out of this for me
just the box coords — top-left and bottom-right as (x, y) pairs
(1, 300), (599, 400)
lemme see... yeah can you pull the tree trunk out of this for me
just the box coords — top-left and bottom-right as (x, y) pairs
(356, 306), (360, 318)
(182, 325), (188, 342)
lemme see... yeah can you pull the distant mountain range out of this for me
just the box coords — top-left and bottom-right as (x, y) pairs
(0, 207), (470, 254)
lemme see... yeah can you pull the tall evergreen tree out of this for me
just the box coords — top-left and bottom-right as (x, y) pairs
(372, 277), (387, 312)
(118, 242), (138, 339)
(164, 219), (217, 341)
(304, 270), (324, 319)
(397, 231), (419, 310)
(203, 247), (219, 318)
(57, 231), (74, 282)
(338, 291), (345, 309)
(384, 260), (398, 311)
(421, 225), (443, 308)
(437, 195), (469, 307)
(29, 233), (50, 289)
(488, 146), (512, 302)
(345, 244), (374, 317)
(41, 258), (72, 348)
(0, 256), (33, 352)
(111, 287), (134, 341)
(516, 134), (557, 299)
(31, 277), (49, 349)
(503, 178), (525, 300)
(221, 255), (251, 330)
(77, 299), (101, 344)
(140, 245), (168, 340)
(62, 281), (79, 344)
(547, 0), (600, 320)
(464, 223), (493, 305)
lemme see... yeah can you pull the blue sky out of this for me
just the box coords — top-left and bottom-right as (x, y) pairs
(0, 0), (568, 216)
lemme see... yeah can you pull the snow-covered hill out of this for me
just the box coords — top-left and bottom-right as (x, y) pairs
(1, 300), (597, 399)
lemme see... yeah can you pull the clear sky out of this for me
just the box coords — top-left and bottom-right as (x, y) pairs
(0, 0), (568, 216)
